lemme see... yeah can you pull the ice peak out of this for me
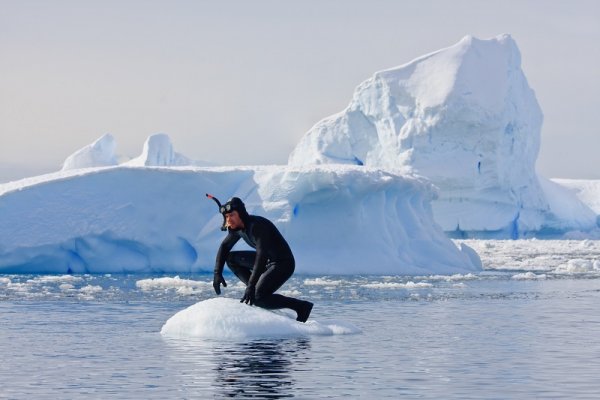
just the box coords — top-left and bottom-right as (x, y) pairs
(141, 133), (176, 166)
(126, 133), (195, 167)
(289, 34), (533, 168)
(61, 133), (118, 171)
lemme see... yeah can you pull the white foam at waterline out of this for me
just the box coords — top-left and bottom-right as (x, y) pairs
(160, 297), (361, 339)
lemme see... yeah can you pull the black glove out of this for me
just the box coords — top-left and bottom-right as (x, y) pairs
(240, 284), (255, 305)
(213, 272), (227, 295)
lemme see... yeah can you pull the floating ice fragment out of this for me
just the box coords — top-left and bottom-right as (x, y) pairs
(554, 259), (599, 274)
(424, 273), (479, 282)
(160, 297), (361, 339)
(27, 275), (84, 284)
(362, 281), (433, 289)
(512, 272), (547, 280)
(136, 276), (210, 292)
(59, 283), (75, 290)
(79, 285), (102, 294)
(303, 278), (344, 286)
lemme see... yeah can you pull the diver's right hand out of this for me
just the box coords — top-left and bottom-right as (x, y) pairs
(213, 272), (227, 295)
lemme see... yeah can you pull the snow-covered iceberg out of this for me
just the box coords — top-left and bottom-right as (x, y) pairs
(125, 133), (209, 167)
(289, 34), (598, 237)
(0, 165), (481, 275)
(551, 179), (600, 215)
(63, 133), (211, 170)
(549, 179), (600, 237)
(61, 133), (118, 171)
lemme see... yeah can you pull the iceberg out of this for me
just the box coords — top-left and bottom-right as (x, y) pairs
(289, 34), (598, 237)
(15, 33), (600, 274)
(551, 179), (600, 215)
(63, 133), (211, 171)
(0, 164), (481, 275)
(61, 133), (118, 171)
(125, 133), (210, 167)
(549, 178), (600, 237)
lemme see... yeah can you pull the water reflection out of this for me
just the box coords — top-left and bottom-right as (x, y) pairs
(214, 338), (311, 398)
(163, 336), (311, 398)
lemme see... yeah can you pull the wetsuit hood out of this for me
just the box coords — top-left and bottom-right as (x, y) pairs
(222, 197), (251, 229)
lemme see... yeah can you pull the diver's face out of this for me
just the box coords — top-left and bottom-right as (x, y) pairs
(225, 210), (244, 230)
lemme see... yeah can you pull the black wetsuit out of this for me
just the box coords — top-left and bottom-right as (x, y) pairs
(214, 215), (308, 313)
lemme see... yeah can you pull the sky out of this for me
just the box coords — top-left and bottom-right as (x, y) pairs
(1, 0), (599, 182)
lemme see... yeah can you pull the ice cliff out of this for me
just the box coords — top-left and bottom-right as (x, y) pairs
(0, 165), (481, 274)
(289, 34), (597, 237)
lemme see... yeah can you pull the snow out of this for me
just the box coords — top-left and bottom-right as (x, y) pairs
(288, 34), (598, 237)
(160, 297), (361, 339)
(0, 164), (481, 275)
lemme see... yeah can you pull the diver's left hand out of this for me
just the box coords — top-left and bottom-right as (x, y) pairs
(213, 272), (227, 295)
(241, 284), (255, 305)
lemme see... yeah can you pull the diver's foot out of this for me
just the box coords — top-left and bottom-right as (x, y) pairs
(296, 301), (313, 323)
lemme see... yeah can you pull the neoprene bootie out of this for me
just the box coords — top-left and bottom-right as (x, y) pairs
(296, 301), (313, 323)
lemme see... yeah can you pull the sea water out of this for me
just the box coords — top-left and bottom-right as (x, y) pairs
(1, 272), (599, 399)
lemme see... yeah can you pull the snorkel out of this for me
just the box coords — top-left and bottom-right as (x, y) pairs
(206, 193), (227, 231)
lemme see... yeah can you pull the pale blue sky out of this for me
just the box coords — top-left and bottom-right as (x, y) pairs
(1, 0), (599, 181)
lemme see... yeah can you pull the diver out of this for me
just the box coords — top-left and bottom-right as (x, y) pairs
(210, 196), (313, 323)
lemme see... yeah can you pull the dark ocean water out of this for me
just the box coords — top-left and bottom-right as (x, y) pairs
(1, 272), (599, 399)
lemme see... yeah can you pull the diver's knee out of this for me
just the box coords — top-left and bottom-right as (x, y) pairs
(226, 252), (246, 270)
(225, 253), (236, 268)
(253, 289), (270, 306)
(226, 251), (255, 269)
(253, 297), (268, 308)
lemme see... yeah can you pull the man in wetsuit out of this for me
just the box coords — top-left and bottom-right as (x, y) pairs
(212, 197), (313, 323)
